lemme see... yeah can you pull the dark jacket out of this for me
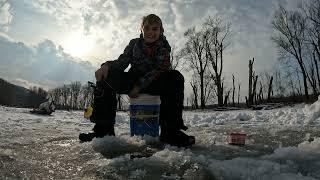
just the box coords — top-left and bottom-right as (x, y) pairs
(105, 35), (171, 89)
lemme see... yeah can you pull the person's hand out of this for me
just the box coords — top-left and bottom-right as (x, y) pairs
(95, 64), (109, 81)
(129, 86), (141, 98)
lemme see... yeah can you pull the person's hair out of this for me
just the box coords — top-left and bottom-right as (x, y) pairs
(141, 14), (164, 33)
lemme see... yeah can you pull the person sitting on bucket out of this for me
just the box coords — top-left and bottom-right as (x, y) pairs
(79, 14), (195, 147)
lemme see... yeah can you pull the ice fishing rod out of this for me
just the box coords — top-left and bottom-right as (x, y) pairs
(101, 80), (129, 104)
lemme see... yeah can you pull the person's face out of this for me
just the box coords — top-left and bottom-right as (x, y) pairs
(142, 23), (161, 43)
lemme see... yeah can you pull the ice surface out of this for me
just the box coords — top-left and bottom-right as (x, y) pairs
(1, 99), (320, 179)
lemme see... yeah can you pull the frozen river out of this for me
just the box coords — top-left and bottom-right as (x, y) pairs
(1, 100), (320, 179)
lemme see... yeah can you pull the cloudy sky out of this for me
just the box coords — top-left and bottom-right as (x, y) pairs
(0, 0), (299, 98)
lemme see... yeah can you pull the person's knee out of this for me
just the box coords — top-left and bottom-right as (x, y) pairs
(167, 70), (184, 84)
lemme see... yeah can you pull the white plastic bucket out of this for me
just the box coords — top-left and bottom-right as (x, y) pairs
(129, 94), (161, 137)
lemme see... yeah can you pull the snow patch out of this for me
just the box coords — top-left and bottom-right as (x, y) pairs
(298, 137), (320, 153)
(304, 96), (320, 125)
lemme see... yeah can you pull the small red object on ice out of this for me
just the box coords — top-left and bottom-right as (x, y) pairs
(228, 132), (247, 146)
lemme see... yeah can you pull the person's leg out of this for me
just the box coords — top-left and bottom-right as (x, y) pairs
(90, 80), (117, 137)
(80, 69), (137, 141)
(143, 70), (195, 147)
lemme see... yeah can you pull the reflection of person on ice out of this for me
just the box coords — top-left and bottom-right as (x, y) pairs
(31, 100), (55, 115)
(79, 14), (195, 147)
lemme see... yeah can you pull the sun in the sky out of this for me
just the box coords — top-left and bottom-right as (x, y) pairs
(62, 30), (95, 59)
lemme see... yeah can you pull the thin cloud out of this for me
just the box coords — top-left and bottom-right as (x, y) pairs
(0, 0), (13, 32)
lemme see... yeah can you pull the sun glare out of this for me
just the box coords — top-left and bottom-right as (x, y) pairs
(62, 31), (94, 59)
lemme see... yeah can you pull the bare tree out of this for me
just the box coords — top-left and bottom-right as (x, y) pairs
(301, 0), (320, 94)
(248, 58), (258, 106)
(312, 50), (320, 91)
(267, 76), (273, 101)
(258, 82), (263, 103)
(253, 75), (258, 105)
(79, 83), (93, 109)
(272, 5), (309, 99)
(278, 58), (304, 97)
(305, 48), (319, 95)
(232, 74), (236, 107)
(182, 27), (209, 109)
(61, 85), (70, 110)
(258, 71), (274, 102)
(27, 86), (47, 107)
(190, 74), (199, 109)
(70, 82), (81, 109)
(204, 72), (215, 105)
(273, 69), (286, 97)
(224, 89), (231, 106)
(304, 0), (320, 68)
(237, 84), (241, 107)
(203, 17), (231, 106)
(170, 45), (184, 70)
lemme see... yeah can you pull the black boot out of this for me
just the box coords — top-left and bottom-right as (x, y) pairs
(160, 129), (195, 147)
(79, 132), (96, 142)
(79, 124), (116, 142)
(93, 123), (115, 137)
